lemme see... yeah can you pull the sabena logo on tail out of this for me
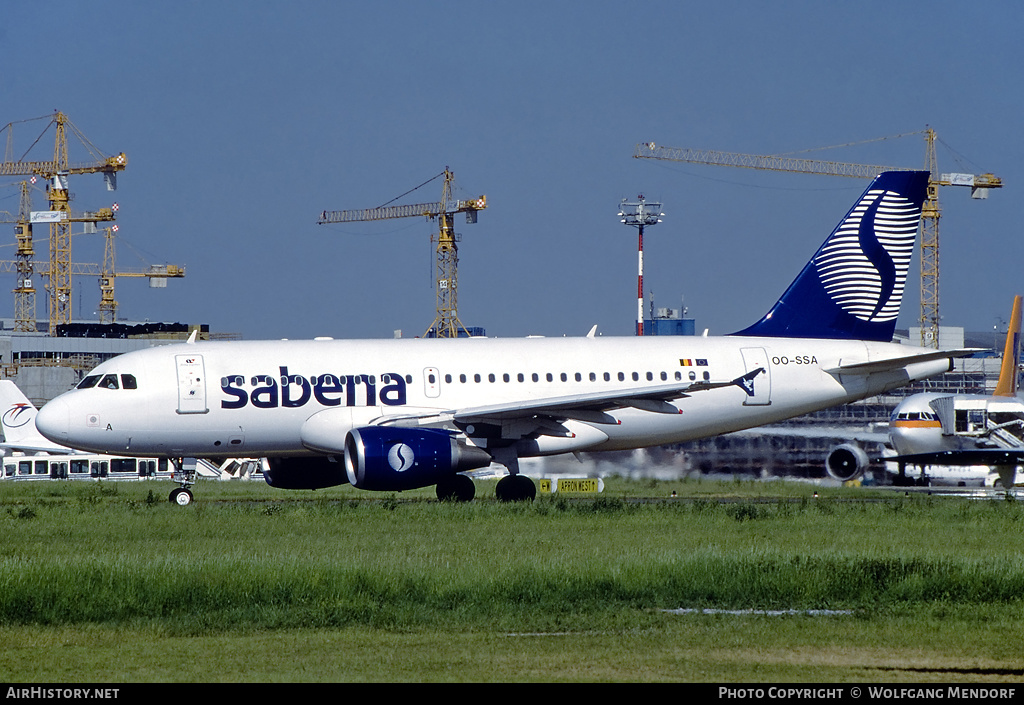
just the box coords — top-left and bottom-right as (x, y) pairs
(733, 171), (929, 342)
(814, 185), (920, 324)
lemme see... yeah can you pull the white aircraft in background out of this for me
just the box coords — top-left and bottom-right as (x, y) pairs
(0, 379), (174, 483)
(0, 380), (78, 455)
(36, 171), (972, 504)
(883, 295), (1024, 489)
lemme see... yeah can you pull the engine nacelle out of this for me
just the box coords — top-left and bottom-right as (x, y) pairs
(344, 426), (492, 491)
(825, 443), (870, 482)
(264, 456), (348, 490)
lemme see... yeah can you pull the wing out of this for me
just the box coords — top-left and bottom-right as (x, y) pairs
(889, 450), (1024, 467)
(376, 369), (764, 429)
(728, 425), (890, 445)
(450, 368), (764, 424)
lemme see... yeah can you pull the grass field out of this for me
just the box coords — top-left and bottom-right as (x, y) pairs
(1, 476), (1023, 682)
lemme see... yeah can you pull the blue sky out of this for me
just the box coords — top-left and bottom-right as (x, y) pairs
(1, 1), (1020, 341)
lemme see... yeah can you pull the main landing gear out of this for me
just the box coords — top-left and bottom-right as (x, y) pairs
(495, 474), (536, 502)
(489, 447), (536, 502)
(434, 473), (537, 502)
(894, 461), (931, 487)
(436, 474), (476, 502)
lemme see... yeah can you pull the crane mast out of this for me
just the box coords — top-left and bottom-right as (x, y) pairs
(12, 181), (35, 331)
(319, 168), (486, 337)
(634, 131), (1002, 347)
(97, 226), (186, 324)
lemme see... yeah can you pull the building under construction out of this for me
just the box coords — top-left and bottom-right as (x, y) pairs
(0, 318), (211, 405)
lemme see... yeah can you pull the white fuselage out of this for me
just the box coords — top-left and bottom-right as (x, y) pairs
(36, 334), (951, 462)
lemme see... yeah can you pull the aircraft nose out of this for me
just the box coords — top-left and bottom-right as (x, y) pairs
(35, 397), (70, 444)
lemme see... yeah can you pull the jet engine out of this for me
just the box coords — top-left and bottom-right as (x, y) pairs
(264, 455), (349, 490)
(344, 426), (492, 491)
(825, 443), (870, 482)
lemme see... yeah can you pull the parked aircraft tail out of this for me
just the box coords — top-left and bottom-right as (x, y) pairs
(0, 380), (41, 445)
(732, 170), (930, 342)
(993, 294), (1022, 397)
(0, 380), (72, 453)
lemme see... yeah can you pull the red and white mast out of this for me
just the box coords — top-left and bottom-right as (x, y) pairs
(618, 195), (663, 335)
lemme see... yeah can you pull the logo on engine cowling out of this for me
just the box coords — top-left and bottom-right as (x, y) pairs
(388, 443), (415, 472)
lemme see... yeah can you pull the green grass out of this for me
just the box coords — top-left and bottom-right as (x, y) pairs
(1, 477), (1023, 681)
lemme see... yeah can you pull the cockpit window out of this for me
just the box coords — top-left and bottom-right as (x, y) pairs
(99, 374), (119, 390)
(77, 375), (100, 390)
(120, 374), (138, 390)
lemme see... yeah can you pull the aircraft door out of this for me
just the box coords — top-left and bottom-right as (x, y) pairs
(175, 354), (208, 414)
(740, 347), (771, 406)
(928, 395), (955, 436)
(423, 367), (441, 399)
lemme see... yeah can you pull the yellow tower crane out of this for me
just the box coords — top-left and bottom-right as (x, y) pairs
(0, 225), (186, 325)
(97, 226), (186, 324)
(0, 182), (119, 331)
(1, 111), (126, 334)
(7, 180), (36, 331)
(634, 130), (1002, 348)
(318, 168), (486, 338)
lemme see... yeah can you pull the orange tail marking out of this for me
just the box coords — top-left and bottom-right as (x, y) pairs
(993, 295), (1022, 397)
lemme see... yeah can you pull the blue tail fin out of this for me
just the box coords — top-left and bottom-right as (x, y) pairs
(732, 170), (930, 342)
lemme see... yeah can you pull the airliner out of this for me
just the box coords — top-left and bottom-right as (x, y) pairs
(882, 295), (1024, 489)
(35, 170), (972, 504)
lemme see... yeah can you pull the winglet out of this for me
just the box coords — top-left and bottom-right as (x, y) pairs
(993, 295), (1022, 397)
(187, 329), (198, 344)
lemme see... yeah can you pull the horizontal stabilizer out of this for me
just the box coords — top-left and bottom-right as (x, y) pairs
(826, 349), (982, 376)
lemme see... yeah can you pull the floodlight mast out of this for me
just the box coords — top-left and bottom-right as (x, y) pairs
(619, 195), (663, 335)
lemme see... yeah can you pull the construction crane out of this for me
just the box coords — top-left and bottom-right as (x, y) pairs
(318, 168), (486, 338)
(634, 129), (1003, 348)
(0, 224), (186, 325)
(5, 180), (36, 331)
(1, 111), (127, 334)
(97, 226), (186, 323)
(0, 182), (121, 331)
